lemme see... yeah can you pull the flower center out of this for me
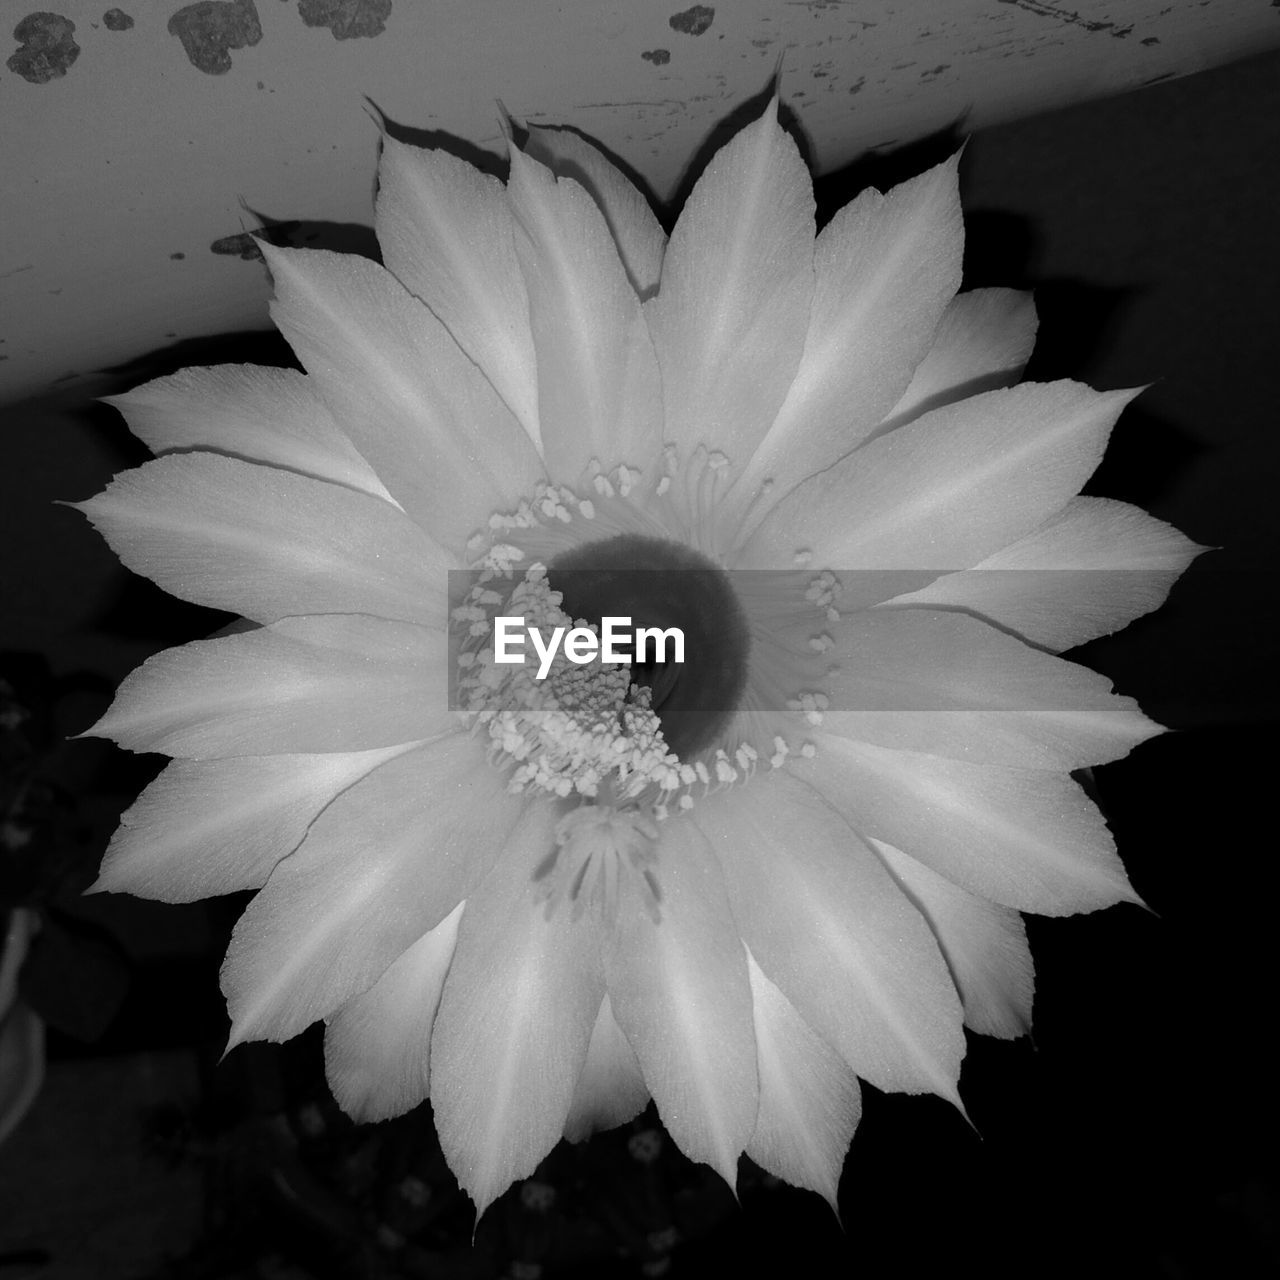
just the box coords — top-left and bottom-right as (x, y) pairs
(453, 567), (691, 805)
(454, 459), (833, 924)
(456, 459), (764, 815)
(547, 534), (751, 760)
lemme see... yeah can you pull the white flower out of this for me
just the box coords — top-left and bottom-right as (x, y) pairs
(78, 97), (1200, 1218)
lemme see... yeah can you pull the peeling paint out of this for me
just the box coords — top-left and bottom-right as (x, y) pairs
(102, 8), (134, 30)
(297, 0), (391, 40)
(994, 0), (1132, 36)
(7, 12), (80, 84)
(669, 5), (714, 36)
(641, 48), (671, 65)
(168, 0), (262, 75)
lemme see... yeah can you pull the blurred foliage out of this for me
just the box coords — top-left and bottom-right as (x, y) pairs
(1, 653), (129, 1041)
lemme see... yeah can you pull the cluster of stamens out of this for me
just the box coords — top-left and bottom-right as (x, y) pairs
(453, 566), (698, 805)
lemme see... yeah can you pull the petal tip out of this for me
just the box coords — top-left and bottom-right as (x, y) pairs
(360, 94), (389, 137)
(72, 710), (118, 747)
(495, 98), (518, 145)
(219, 1028), (247, 1063)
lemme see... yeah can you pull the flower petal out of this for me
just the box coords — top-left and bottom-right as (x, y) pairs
(562, 992), (650, 1143)
(92, 745), (414, 902)
(323, 901), (464, 1122)
(75, 454), (448, 626)
(729, 155), (963, 526)
(882, 496), (1205, 651)
(823, 607), (1161, 769)
(430, 805), (602, 1218)
(505, 146), (663, 479)
(375, 137), (542, 448)
(222, 734), (525, 1045)
(605, 817), (758, 1190)
(878, 287), (1038, 433)
(646, 99), (814, 463)
(106, 364), (394, 503)
(793, 736), (1137, 915)
(696, 774), (964, 1101)
(91, 615), (452, 758)
(264, 244), (544, 552)
(870, 839), (1033, 1040)
(741, 381), (1139, 570)
(523, 125), (666, 297)
(744, 948), (861, 1210)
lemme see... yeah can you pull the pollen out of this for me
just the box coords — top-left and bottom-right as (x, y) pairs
(453, 568), (698, 806)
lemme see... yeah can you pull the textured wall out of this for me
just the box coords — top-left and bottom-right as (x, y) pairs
(3, 0), (1279, 402)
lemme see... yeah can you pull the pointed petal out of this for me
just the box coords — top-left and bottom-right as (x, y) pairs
(646, 100), (814, 460)
(741, 382), (1140, 571)
(91, 615), (451, 758)
(794, 736), (1137, 915)
(871, 840), (1033, 1039)
(107, 364), (394, 503)
(264, 244), (544, 552)
(744, 948), (861, 1209)
(430, 805), (602, 1219)
(221, 734), (525, 1044)
(505, 147), (663, 479)
(882, 496), (1205, 651)
(92, 745), (414, 902)
(696, 774), (964, 1100)
(730, 155), (963, 523)
(822, 607), (1161, 769)
(323, 901), (464, 1122)
(605, 817), (757, 1189)
(879, 287), (1038, 432)
(75, 454), (448, 626)
(375, 138), (541, 447)
(524, 125), (666, 297)
(562, 992), (650, 1143)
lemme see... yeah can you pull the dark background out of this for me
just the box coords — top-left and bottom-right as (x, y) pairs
(1, 47), (1277, 1279)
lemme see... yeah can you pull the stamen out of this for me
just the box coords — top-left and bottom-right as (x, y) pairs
(453, 569), (696, 806)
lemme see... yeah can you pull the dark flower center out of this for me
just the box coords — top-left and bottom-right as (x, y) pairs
(548, 535), (751, 759)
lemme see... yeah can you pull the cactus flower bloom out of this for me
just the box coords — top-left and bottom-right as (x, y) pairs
(79, 97), (1198, 1218)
